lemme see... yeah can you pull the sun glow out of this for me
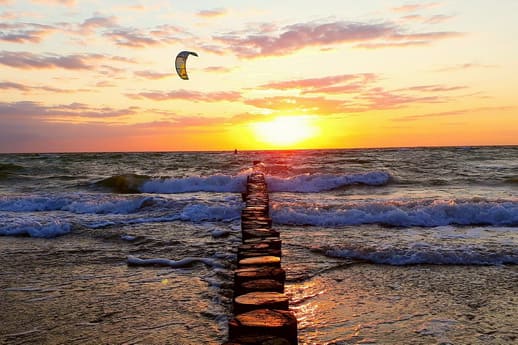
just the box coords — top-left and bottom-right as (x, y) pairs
(251, 116), (318, 147)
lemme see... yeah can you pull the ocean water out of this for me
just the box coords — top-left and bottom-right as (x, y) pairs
(1, 146), (517, 344)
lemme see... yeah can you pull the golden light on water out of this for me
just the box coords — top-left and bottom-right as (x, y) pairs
(251, 116), (319, 147)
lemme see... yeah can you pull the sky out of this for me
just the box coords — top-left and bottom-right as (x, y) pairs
(1, 0), (517, 152)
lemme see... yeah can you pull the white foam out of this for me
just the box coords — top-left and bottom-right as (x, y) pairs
(0, 194), (156, 214)
(272, 199), (518, 227)
(140, 174), (248, 193)
(266, 171), (390, 192)
(0, 217), (71, 238)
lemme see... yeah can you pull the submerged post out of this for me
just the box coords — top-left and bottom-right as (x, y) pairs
(223, 164), (298, 345)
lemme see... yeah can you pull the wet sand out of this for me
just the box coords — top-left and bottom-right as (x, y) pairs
(0, 228), (232, 345)
(287, 263), (518, 344)
(1, 232), (517, 345)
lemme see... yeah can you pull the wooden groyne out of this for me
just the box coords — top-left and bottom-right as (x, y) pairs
(223, 166), (298, 345)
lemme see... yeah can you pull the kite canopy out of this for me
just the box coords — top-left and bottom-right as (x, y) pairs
(175, 51), (198, 80)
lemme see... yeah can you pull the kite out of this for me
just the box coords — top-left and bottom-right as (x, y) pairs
(175, 51), (198, 80)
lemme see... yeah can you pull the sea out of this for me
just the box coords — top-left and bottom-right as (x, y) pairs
(1, 146), (517, 344)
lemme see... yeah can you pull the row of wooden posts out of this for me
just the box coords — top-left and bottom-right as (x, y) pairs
(223, 167), (298, 345)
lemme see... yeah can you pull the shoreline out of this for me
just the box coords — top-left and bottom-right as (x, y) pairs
(1, 234), (517, 344)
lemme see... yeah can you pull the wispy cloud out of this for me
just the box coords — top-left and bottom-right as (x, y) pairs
(197, 8), (227, 18)
(134, 70), (172, 80)
(31, 0), (76, 6)
(78, 15), (117, 34)
(126, 90), (242, 102)
(258, 73), (377, 94)
(0, 101), (137, 119)
(203, 66), (233, 73)
(395, 106), (514, 121)
(213, 19), (462, 57)
(397, 84), (467, 92)
(435, 63), (497, 72)
(392, 2), (440, 13)
(0, 81), (89, 93)
(103, 24), (185, 48)
(0, 51), (133, 70)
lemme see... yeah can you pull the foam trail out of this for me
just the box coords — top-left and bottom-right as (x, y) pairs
(127, 255), (223, 268)
(325, 247), (518, 265)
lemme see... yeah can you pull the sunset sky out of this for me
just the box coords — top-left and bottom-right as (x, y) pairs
(1, 0), (517, 152)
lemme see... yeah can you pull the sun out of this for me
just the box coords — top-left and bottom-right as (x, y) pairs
(251, 116), (318, 147)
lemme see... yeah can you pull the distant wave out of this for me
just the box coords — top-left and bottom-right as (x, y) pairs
(324, 246), (517, 265)
(266, 171), (390, 192)
(0, 163), (24, 179)
(272, 199), (518, 227)
(0, 193), (156, 214)
(95, 174), (151, 193)
(0, 193), (242, 238)
(141, 174), (248, 194)
(0, 217), (71, 238)
(138, 171), (390, 194)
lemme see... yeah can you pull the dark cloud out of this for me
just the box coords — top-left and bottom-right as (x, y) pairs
(127, 90), (242, 102)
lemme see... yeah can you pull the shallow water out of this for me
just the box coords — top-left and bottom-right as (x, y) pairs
(1, 146), (517, 344)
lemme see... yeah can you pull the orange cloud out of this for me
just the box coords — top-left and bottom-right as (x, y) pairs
(197, 8), (227, 18)
(392, 2), (440, 13)
(126, 90), (242, 102)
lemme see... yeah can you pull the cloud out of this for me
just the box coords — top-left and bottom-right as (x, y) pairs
(203, 66), (233, 73)
(78, 15), (117, 34)
(0, 51), (134, 70)
(30, 0), (76, 6)
(103, 24), (185, 48)
(0, 22), (56, 43)
(395, 106), (514, 121)
(126, 90), (242, 102)
(214, 21), (394, 57)
(435, 63), (497, 72)
(0, 81), (89, 93)
(0, 101), (137, 119)
(244, 96), (348, 115)
(398, 84), (467, 92)
(134, 70), (172, 80)
(258, 73), (377, 94)
(197, 8), (227, 18)
(213, 19), (462, 57)
(392, 3), (440, 13)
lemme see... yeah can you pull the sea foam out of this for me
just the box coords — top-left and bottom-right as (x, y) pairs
(272, 199), (518, 227)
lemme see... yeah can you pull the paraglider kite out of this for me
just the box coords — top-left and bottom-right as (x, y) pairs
(175, 51), (198, 80)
